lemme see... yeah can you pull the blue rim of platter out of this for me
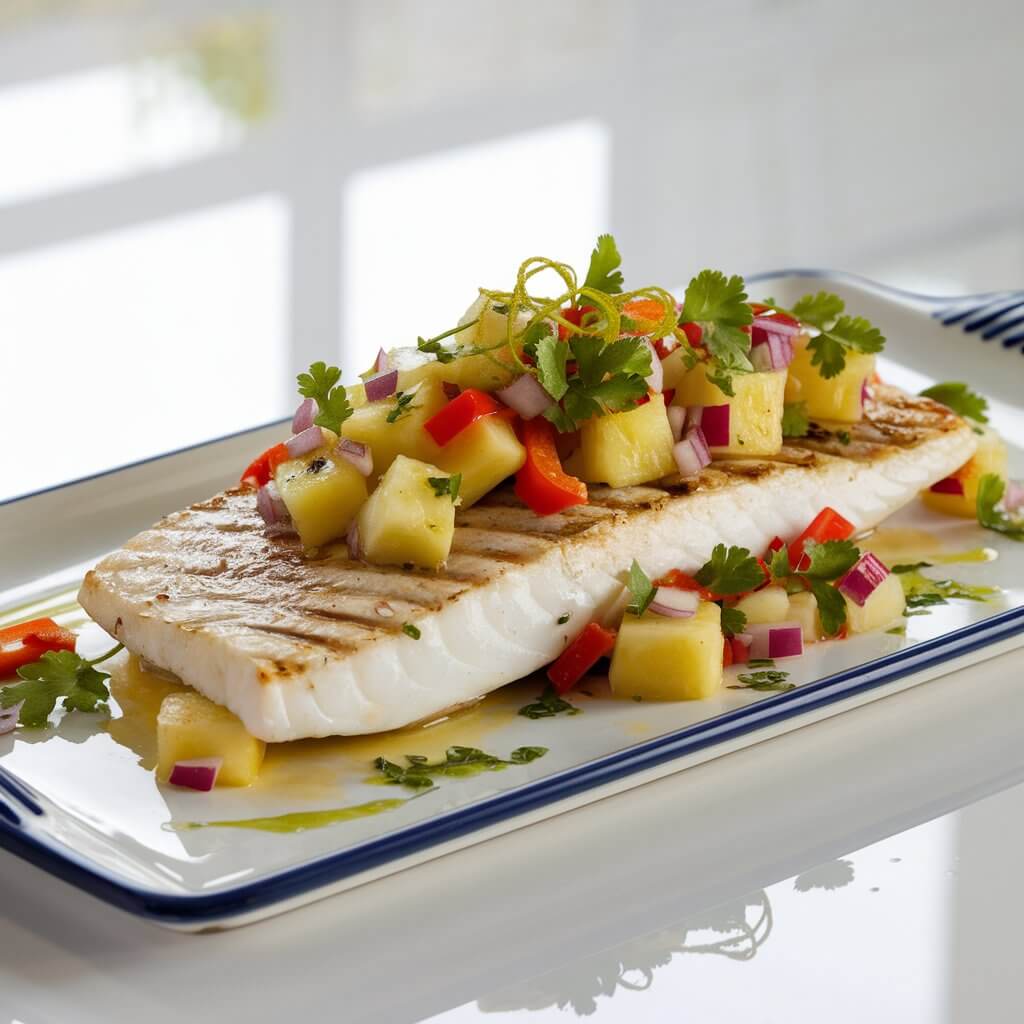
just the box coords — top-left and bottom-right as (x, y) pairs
(1, 267), (1021, 924)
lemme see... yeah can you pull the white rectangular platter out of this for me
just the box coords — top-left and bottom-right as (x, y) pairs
(1, 270), (1022, 930)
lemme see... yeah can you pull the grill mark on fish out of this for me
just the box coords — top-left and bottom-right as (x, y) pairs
(247, 623), (362, 654)
(289, 603), (418, 632)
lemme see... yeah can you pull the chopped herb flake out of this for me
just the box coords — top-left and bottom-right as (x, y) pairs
(518, 685), (581, 720)
(372, 745), (547, 789)
(730, 670), (794, 693)
(402, 623), (421, 639)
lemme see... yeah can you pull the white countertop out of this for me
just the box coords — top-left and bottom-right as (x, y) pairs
(3, 648), (1023, 1023)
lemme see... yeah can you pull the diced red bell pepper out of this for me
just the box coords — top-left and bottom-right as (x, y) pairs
(722, 636), (734, 668)
(730, 636), (750, 664)
(1, 618), (77, 678)
(789, 507), (856, 570)
(766, 536), (786, 556)
(930, 475), (965, 495)
(680, 321), (703, 347)
(558, 304), (598, 340)
(547, 622), (617, 693)
(653, 336), (677, 360)
(654, 569), (715, 601)
(515, 417), (588, 516)
(241, 442), (290, 488)
(424, 388), (505, 447)
(662, 388), (676, 407)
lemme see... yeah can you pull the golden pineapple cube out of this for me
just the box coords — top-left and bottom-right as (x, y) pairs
(735, 585), (790, 625)
(844, 571), (906, 633)
(672, 364), (786, 456)
(342, 380), (447, 483)
(788, 591), (822, 643)
(921, 423), (1006, 518)
(609, 600), (723, 701)
(786, 343), (874, 422)
(577, 393), (676, 487)
(275, 447), (368, 549)
(434, 414), (526, 507)
(157, 691), (266, 787)
(357, 454), (456, 569)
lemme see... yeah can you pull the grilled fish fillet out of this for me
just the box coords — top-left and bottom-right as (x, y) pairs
(79, 387), (975, 742)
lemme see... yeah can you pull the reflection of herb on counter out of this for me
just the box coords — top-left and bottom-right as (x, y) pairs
(477, 890), (774, 1016)
(373, 745), (548, 790)
(518, 686), (581, 720)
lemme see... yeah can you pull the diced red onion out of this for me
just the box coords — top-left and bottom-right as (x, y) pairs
(495, 374), (554, 420)
(642, 339), (663, 394)
(861, 380), (871, 409)
(649, 587), (699, 618)
(291, 397), (316, 434)
(667, 404), (687, 442)
(929, 476), (964, 496)
(364, 369), (399, 402)
(257, 481), (289, 526)
(335, 438), (373, 477)
(1003, 480), (1024, 513)
(347, 521), (362, 561)
(688, 404), (729, 447)
(751, 312), (801, 346)
(0, 701), (23, 735)
(836, 552), (890, 607)
(168, 758), (222, 792)
(286, 425), (324, 458)
(374, 348), (389, 373)
(749, 333), (794, 372)
(673, 426), (712, 478)
(746, 622), (804, 660)
(442, 381), (461, 401)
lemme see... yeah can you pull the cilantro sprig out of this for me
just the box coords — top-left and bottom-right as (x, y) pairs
(372, 745), (547, 790)
(694, 544), (764, 596)
(518, 686), (581, 720)
(0, 643), (123, 728)
(626, 560), (656, 616)
(770, 539), (860, 636)
(781, 402), (810, 438)
(920, 382), (989, 423)
(297, 362), (353, 434)
(729, 670), (794, 693)
(416, 317), (480, 364)
(427, 473), (461, 503)
(680, 270), (754, 397)
(787, 293), (885, 379)
(582, 234), (624, 295)
(539, 334), (652, 433)
(976, 474), (1024, 541)
(387, 390), (417, 423)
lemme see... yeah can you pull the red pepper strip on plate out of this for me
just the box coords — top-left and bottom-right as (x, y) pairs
(241, 442), (290, 488)
(788, 507), (855, 570)
(515, 418), (588, 516)
(424, 388), (506, 447)
(547, 622), (617, 694)
(0, 618), (77, 678)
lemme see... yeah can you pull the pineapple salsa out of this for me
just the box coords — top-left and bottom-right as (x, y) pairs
(2, 237), (1022, 793)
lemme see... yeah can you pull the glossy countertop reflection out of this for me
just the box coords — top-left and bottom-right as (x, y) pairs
(3, 646), (1024, 1023)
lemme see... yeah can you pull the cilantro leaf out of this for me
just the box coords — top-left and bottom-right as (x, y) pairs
(626, 560), (655, 616)
(297, 361), (353, 433)
(806, 316), (885, 379)
(521, 320), (555, 362)
(781, 402), (810, 438)
(542, 335), (651, 432)
(694, 544), (764, 596)
(518, 685), (581, 720)
(427, 473), (461, 502)
(769, 545), (792, 580)
(387, 390), (417, 423)
(582, 234), (624, 295)
(681, 270), (754, 396)
(372, 745), (548, 789)
(790, 291), (846, 327)
(415, 317), (482, 364)
(800, 539), (861, 581)
(730, 670), (794, 693)
(976, 474), (1024, 541)
(0, 645), (122, 728)
(535, 335), (569, 401)
(809, 579), (847, 637)
(919, 382), (989, 423)
(720, 605), (748, 638)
